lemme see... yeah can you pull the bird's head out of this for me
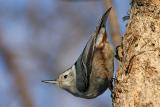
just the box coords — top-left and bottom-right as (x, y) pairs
(42, 65), (77, 92)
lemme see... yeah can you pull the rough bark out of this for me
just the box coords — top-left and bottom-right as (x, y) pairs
(113, 0), (160, 107)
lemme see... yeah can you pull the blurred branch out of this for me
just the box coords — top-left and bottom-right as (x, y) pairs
(0, 38), (35, 107)
(104, 0), (122, 47)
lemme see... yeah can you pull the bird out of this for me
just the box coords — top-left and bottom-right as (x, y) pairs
(42, 8), (114, 99)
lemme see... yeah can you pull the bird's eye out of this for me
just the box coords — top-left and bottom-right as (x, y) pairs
(64, 75), (68, 79)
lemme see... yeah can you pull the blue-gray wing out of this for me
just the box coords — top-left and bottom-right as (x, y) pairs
(75, 8), (111, 92)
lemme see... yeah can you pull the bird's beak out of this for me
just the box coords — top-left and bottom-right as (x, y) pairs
(42, 80), (58, 84)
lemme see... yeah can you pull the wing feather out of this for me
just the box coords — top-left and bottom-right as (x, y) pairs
(75, 8), (111, 92)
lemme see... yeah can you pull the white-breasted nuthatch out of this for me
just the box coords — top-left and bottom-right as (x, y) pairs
(42, 8), (114, 99)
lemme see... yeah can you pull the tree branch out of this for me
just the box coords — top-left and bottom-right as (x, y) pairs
(0, 38), (35, 107)
(113, 0), (160, 106)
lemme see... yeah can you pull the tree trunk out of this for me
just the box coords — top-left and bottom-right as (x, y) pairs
(113, 0), (160, 107)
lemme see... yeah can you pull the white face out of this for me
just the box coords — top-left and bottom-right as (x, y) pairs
(57, 65), (76, 89)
